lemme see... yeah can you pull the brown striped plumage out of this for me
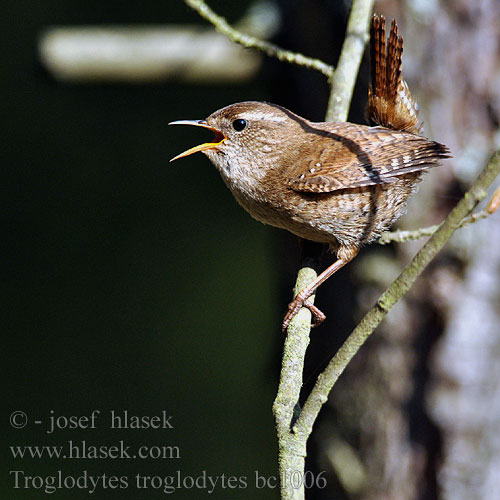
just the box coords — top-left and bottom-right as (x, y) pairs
(170, 15), (451, 330)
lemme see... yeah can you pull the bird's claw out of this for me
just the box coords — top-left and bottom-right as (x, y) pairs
(282, 299), (326, 332)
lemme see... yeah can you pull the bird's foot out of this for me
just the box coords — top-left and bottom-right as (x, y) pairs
(282, 298), (326, 332)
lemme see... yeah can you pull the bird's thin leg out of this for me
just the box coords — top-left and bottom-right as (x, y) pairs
(282, 253), (356, 331)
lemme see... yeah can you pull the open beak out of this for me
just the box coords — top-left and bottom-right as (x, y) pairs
(169, 120), (226, 162)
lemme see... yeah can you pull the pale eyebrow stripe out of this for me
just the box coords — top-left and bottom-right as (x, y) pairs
(239, 111), (288, 122)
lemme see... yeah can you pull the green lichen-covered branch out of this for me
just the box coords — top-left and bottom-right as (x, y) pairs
(272, 265), (316, 500)
(325, 0), (375, 122)
(294, 148), (500, 437)
(378, 204), (497, 244)
(184, 0), (334, 79)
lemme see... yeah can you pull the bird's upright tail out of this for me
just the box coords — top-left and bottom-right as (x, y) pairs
(367, 15), (421, 134)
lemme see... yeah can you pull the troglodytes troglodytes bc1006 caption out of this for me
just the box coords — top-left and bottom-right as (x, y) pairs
(170, 15), (451, 331)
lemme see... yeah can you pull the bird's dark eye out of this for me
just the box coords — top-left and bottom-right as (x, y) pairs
(232, 119), (247, 131)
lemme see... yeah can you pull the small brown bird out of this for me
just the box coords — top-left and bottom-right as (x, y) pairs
(170, 16), (450, 330)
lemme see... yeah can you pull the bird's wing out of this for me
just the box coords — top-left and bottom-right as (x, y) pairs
(286, 124), (450, 193)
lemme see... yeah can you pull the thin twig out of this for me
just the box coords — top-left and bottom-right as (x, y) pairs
(326, 0), (375, 122)
(378, 208), (494, 244)
(294, 148), (500, 437)
(184, 0), (334, 79)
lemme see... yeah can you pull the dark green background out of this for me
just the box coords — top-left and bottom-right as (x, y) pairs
(3, 2), (290, 498)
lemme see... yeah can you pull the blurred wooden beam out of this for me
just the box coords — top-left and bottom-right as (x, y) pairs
(38, 26), (262, 83)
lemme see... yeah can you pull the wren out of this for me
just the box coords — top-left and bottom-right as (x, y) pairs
(170, 16), (450, 330)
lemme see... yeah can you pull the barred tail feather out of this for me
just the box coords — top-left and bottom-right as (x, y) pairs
(367, 15), (421, 134)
